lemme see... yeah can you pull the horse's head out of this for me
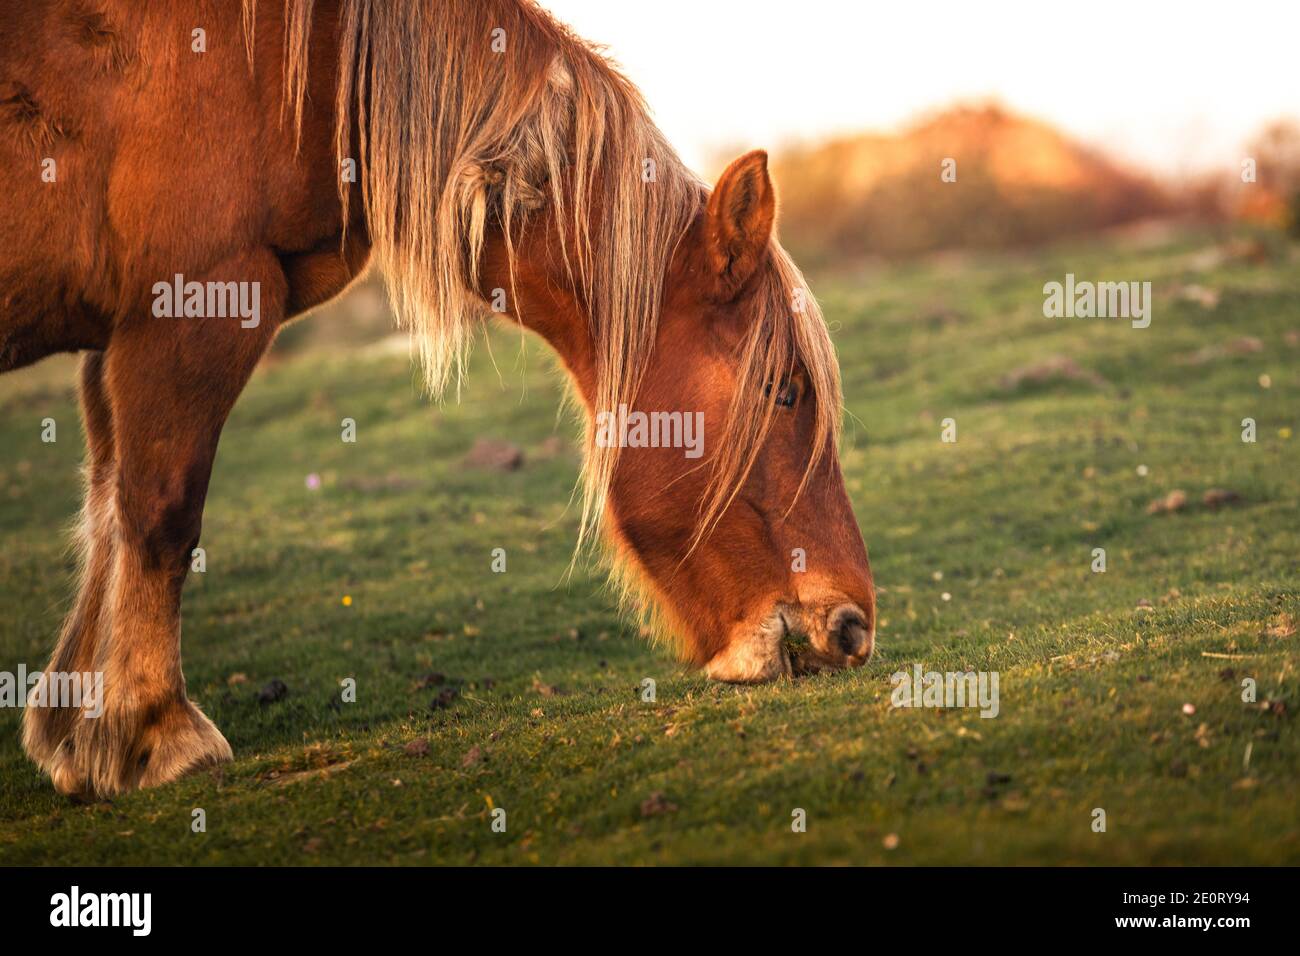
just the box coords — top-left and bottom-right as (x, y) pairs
(479, 147), (873, 683)
(332, 3), (872, 683)
(602, 151), (874, 682)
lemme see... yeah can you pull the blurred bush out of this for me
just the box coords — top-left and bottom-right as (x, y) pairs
(766, 103), (1173, 264)
(1177, 119), (1300, 239)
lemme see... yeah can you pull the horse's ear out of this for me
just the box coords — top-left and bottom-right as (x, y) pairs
(702, 150), (775, 300)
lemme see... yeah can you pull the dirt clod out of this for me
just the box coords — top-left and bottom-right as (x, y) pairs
(429, 687), (459, 710)
(531, 675), (564, 697)
(464, 438), (524, 471)
(1000, 356), (1106, 391)
(256, 679), (288, 704)
(640, 792), (678, 817)
(1146, 490), (1188, 515)
(1202, 488), (1242, 509)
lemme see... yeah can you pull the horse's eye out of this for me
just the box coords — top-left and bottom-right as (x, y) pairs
(765, 379), (799, 408)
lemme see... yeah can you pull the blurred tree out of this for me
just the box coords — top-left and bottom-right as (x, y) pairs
(1242, 120), (1300, 234)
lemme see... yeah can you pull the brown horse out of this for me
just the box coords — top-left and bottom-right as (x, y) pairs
(1, 0), (875, 799)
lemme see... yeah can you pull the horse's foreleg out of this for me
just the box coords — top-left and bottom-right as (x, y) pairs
(49, 251), (284, 798)
(22, 353), (118, 773)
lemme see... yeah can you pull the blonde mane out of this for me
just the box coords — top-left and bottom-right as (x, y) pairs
(249, 0), (840, 632)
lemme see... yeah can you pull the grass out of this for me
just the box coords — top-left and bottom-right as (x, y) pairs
(0, 227), (1296, 865)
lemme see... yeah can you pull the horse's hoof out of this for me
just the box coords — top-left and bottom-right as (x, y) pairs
(42, 697), (232, 800)
(136, 698), (233, 792)
(20, 688), (78, 770)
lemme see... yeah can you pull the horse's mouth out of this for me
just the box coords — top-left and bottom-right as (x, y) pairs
(705, 601), (874, 683)
(774, 602), (874, 676)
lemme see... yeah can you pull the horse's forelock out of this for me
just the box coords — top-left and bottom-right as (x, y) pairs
(690, 247), (842, 558)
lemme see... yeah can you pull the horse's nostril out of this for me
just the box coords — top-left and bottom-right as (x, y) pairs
(828, 604), (872, 657)
(838, 621), (866, 656)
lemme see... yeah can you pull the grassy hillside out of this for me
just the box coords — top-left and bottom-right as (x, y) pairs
(0, 227), (1296, 865)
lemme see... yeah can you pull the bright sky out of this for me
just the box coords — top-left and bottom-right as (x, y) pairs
(538, 0), (1300, 178)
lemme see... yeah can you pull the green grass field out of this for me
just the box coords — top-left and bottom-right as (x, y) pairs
(1, 228), (1296, 865)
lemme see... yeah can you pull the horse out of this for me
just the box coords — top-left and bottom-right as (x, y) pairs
(0, 0), (875, 799)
